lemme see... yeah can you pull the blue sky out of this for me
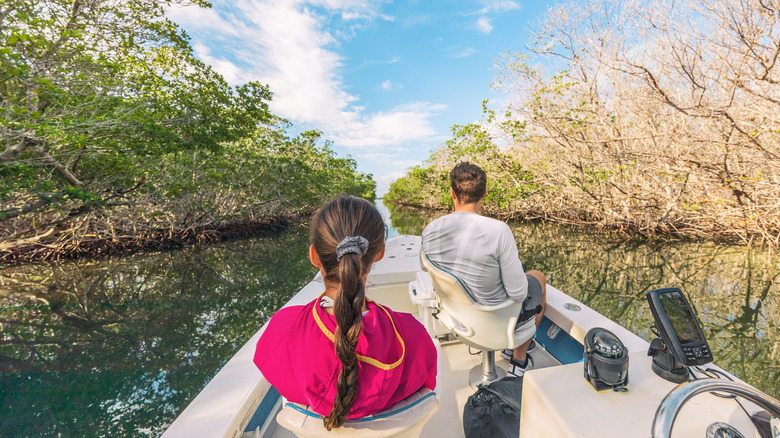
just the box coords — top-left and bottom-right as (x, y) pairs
(168, 0), (550, 195)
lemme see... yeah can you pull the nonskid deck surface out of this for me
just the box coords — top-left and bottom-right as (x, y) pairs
(256, 339), (559, 438)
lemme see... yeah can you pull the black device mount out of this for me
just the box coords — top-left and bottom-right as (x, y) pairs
(647, 335), (689, 383)
(645, 287), (712, 383)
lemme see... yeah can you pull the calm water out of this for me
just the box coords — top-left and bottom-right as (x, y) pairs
(1, 200), (778, 436)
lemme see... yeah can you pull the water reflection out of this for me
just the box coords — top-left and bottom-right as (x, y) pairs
(385, 201), (780, 399)
(0, 228), (316, 437)
(379, 199), (444, 237)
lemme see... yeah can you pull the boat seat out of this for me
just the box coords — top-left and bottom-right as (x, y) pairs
(275, 387), (440, 438)
(420, 251), (535, 387)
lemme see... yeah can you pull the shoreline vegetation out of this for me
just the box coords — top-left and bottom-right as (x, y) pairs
(1, 1), (374, 264)
(4, 0), (779, 265)
(386, 0), (779, 247)
(0, 217), (291, 264)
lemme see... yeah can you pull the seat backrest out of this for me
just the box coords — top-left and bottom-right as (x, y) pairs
(420, 251), (533, 351)
(419, 253), (475, 306)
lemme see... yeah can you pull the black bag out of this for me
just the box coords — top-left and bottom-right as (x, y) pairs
(462, 376), (523, 438)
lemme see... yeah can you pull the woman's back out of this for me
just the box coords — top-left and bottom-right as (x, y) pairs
(255, 296), (436, 418)
(253, 196), (437, 429)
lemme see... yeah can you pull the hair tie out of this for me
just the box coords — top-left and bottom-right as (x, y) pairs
(336, 236), (369, 260)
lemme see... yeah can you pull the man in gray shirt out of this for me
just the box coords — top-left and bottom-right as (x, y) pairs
(421, 162), (547, 376)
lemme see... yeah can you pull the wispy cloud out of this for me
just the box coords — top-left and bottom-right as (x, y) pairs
(192, 43), (243, 84)
(475, 17), (493, 34)
(356, 56), (401, 69)
(444, 47), (478, 58)
(381, 79), (403, 91)
(487, 0), (520, 12)
(403, 15), (432, 27)
(469, 0), (520, 15)
(468, 0), (519, 34)
(167, 1), (443, 168)
(340, 10), (394, 21)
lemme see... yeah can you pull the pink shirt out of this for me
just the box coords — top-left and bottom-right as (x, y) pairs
(254, 296), (437, 419)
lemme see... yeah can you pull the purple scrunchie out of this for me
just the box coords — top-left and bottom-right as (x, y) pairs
(336, 236), (369, 260)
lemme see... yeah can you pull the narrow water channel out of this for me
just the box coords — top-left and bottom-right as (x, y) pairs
(1, 199), (777, 437)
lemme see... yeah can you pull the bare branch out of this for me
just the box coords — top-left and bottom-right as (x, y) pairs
(32, 145), (83, 186)
(0, 227), (55, 251)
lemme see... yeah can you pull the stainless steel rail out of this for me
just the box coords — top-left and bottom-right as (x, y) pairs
(651, 378), (780, 438)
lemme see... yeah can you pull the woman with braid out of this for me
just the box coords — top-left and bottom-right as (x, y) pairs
(254, 196), (437, 429)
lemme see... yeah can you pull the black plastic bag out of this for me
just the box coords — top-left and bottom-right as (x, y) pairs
(462, 376), (523, 438)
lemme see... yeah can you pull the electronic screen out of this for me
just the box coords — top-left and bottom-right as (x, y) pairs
(646, 287), (712, 366)
(658, 291), (705, 344)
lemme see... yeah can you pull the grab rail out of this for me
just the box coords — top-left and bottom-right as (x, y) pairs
(651, 378), (780, 438)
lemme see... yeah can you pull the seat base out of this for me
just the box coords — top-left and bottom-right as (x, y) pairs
(469, 364), (506, 389)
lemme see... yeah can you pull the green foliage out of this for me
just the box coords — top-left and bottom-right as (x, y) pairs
(1, 0), (269, 203)
(386, 114), (540, 214)
(1, 1), (375, 245)
(133, 122), (374, 228)
(385, 165), (446, 207)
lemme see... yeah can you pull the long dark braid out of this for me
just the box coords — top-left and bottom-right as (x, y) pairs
(309, 196), (385, 430)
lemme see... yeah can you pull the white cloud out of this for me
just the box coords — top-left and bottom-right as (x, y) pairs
(341, 10), (366, 20)
(167, 0), (443, 165)
(486, 0), (520, 13)
(381, 79), (403, 91)
(332, 102), (447, 148)
(192, 43), (242, 84)
(476, 17), (493, 34)
(403, 15), (432, 27)
(467, 0), (519, 34)
(166, 5), (243, 37)
(469, 0), (520, 15)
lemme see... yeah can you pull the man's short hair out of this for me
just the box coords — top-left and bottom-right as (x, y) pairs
(450, 162), (486, 204)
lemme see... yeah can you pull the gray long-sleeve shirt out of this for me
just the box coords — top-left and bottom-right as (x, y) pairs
(421, 212), (528, 306)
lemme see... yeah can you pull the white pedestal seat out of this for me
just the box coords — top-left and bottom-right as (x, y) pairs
(419, 251), (535, 387)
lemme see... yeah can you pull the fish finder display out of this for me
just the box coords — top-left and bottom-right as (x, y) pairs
(646, 287), (712, 366)
(659, 291), (704, 344)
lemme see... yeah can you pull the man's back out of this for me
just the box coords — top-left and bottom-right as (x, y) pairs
(421, 212), (528, 306)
